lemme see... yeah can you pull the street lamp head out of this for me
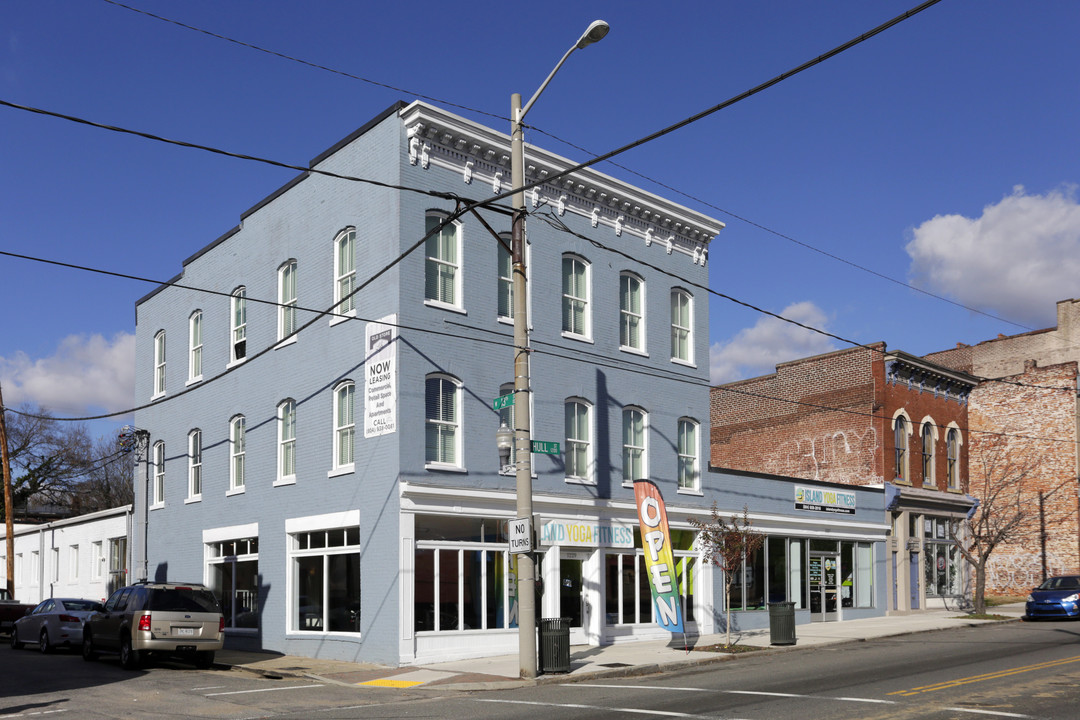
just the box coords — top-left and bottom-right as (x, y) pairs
(496, 421), (514, 466)
(576, 19), (610, 49)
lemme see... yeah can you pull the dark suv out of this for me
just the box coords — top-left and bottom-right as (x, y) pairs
(82, 582), (224, 669)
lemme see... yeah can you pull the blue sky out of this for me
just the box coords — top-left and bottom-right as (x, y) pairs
(2, 0), (1079, 441)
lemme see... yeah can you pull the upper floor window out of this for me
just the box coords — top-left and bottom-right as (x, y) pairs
(946, 428), (961, 490)
(671, 290), (694, 364)
(278, 260), (298, 340)
(334, 228), (357, 317)
(230, 415), (246, 492)
(921, 421), (935, 486)
(153, 330), (166, 398)
(231, 287), (247, 363)
(188, 430), (202, 501)
(425, 374), (461, 467)
(620, 272), (645, 352)
(152, 441), (165, 507)
(188, 311), (203, 382)
(278, 400), (297, 483)
(498, 234), (513, 321)
(334, 381), (355, 471)
(425, 213), (462, 309)
(562, 255), (591, 339)
(894, 415), (909, 482)
(564, 399), (593, 483)
(622, 406), (647, 484)
(677, 418), (700, 492)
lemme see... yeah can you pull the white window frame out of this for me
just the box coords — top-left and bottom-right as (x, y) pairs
(153, 330), (166, 398)
(50, 547), (59, 584)
(69, 545), (79, 583)
(497, 234), (514, 322)
(622, 406), (648, 485)
(619, 272), (646, 354)
(425, 212), (463, 311)
(277, 399), (297, 485)
(677, 418), (701, 493)
(151, 441), (165, 508)
(205, 534), (260, 632)
(333, 227), (357, 322)
(285, 514), (362, 637)
(331, 381), (355, 475)
(425, 374), (463, 470)
(670, 289), (694, 365)
(946, 425), (962, 491)
(564, 398), (594, 484)
(230, 286), (247, 365)
(893, 411), (912, 483)
(187, 429), (203, 502)
(561, 254), (592, 341)
(921, 419), (937, 487)
(91, 541), (104, 581)
(188, 310), (203, 383)
(230, 415), (246, 494)
(278, 259), (298, 344)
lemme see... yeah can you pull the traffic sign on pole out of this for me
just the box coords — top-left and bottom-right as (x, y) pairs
(530, 440), (561, 455)
(493, 393), (515, 411)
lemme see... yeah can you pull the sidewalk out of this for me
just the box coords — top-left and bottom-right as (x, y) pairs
(215, 603), (1027, 691)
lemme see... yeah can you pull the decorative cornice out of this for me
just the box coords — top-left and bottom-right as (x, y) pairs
(401, 101), (723, 266)
(884, 351), (978, 405)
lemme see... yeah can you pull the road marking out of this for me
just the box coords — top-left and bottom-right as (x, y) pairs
(476, 698), (746, 719)
(0, 711), (67, 719)
(359, 678), (426, 688)
(204, 683), (324, 696)
(888, 654), (1080, 696)
(943, 709), (1031, 718)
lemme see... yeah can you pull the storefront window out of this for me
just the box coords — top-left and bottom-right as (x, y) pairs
(207, 537), (259, 629)
(923, 516), (960, 597)
(290, 526), (361, 633)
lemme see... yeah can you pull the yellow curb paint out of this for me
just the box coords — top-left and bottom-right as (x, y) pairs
(358, 678), (427, 688)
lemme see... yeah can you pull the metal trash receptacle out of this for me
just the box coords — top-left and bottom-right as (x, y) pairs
(537, 617), (571, 673)
(768, 601), (796, 645)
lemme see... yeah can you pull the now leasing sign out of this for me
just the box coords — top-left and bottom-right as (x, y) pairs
(633, 480), (684, 635)
(364, 315), (398, 438)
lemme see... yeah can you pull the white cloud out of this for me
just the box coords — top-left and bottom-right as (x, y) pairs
(906, 186), (1080, 327)
(710, 302), (837, 384)
(0, 333), (135, 417)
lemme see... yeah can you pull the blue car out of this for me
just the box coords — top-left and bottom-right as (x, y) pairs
(1025, 575), (1080, 619)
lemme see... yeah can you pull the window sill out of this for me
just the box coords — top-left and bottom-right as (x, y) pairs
(185, 376), (203, 387)
(677, 488), (704, 497)
(227, 358), (248, 370)
(424, 299), (467, 315)
(184, 496), (202, 505)
(561, 331), (594, 344)
(150, 503), (164, 511)
(329, 310), (356, 327)
(226, 487), (246, 497)
(670, 357), (697, 369)
(284, 630), (363, 640)
(425, 463), (467, 473)
(620, 346), (649, 358)
(275, 336), (298, 350)
(328, 465), (355, 478)
(274, 477), (297, 487)
(151, 392), (166, 402)
(564, 476), (596, 486)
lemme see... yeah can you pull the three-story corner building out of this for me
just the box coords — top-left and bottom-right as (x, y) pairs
(133, 101), (730, 665)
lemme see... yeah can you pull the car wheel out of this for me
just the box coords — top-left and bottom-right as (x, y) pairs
(119, 634), (141, 670)
(9, 627), (23, 650)
(194, 650), (215, 669)
(82, 632), (97, 662)
(39, 628), (52, 654)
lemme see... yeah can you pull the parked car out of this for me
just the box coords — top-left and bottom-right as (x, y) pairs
(9, 598), (104, 653)
(1025, 575), (1080, 620)
(0, 589), (36, 635)
(82, 582), (224, 669)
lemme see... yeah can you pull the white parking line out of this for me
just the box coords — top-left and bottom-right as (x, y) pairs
(476, 698), (746, 719)
(0, 711), (67, 719)
(204, 683), (324, 697)
(943, 709), (1031, 719)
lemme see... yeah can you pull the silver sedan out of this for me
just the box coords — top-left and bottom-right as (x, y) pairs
(9, 598), (104, 653)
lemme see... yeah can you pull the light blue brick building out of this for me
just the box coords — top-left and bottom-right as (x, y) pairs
(133, 101), (887, 666)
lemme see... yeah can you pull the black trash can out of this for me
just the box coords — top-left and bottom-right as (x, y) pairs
(537, 617), (571, 673)
(768, 601), (796, 646)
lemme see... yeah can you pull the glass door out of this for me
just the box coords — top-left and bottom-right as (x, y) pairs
(809, 553), (839, 621)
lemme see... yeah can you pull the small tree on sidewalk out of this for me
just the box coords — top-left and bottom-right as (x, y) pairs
(690, 504), (763, 648)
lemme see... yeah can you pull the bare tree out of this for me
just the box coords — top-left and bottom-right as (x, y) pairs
(70, 435), (136, 514)
(954, 436), (1066, 614)
(689, 504), (764, 648)
(1, 404), (93, 518)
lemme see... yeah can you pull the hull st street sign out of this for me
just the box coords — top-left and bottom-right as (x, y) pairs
(531, 440), (560, 455)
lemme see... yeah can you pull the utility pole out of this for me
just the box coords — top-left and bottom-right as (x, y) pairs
(0, 382), (15, 597)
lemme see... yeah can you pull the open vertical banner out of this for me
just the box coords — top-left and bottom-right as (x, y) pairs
(633, 480), (684, 634)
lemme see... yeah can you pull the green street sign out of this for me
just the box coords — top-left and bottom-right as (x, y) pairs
(531, 440), (561, 455)
(493, 393), (515, 411)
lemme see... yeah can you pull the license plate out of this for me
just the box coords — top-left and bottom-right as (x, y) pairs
(174, 627), (195, 637)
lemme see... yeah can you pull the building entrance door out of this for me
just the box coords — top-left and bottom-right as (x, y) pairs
(560, 551), (588, 644)
(809, 553), (839, 622)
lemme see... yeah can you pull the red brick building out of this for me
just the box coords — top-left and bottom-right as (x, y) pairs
(926, 298), (1080, 595)
(711, 343), (979, 613)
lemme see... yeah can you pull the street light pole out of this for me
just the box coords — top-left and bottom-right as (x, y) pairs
(510, 19), (609, 680)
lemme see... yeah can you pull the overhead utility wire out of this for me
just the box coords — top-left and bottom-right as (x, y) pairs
(99, 0), (505, 123)
(0, 98), (461, 204)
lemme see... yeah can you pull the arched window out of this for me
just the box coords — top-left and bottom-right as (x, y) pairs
(333, 381), (355, 470)
(153, 330), (166, 398)
(230, 415), (246, 492)
(231, 287), (247, 363)
(425, 374), (461, 467)
(188, 430), (202, 500)
(152, 441), (165, 507)
(277, 400), (297, 483)
(278, 260), (298, 340)
(622, 406), (647, 483)
(670, 289), (693, 364)
(921, 422), (935, 487)
(946, 428), (961, 490)
(620, 272), (645, 352)
(678, 418), (700, 492)
(562, 255), (591, 339)
(894, 415), (908, 482)
(188, 311), (203, 382)
(565, 399), (593, 482)
(334, 228), (357, 317)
